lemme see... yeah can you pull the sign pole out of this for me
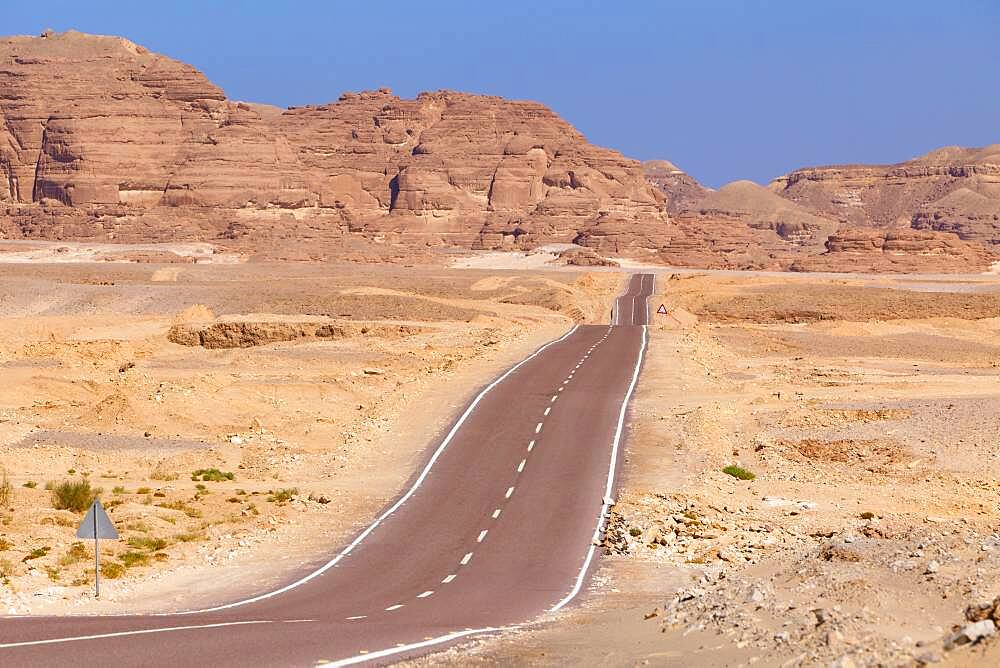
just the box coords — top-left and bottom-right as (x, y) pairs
(94, 509), (100, 598)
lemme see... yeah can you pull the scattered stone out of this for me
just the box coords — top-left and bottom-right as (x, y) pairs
(944, 619), (996, 650)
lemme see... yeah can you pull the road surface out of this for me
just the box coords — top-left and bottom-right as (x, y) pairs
(0, 273), (656, 667)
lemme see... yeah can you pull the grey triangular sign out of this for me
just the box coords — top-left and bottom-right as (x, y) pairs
(76, 499), (119, 540)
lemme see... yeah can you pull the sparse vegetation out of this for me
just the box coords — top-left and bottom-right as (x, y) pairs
(860, 511), (876, 520)
(0, 538), (11, 551)
(0, 468), (12, 507)
(119, 551), (150, 568)
(722, 465), (756, 481)
(22, 546), (50, 562)
(192, 468), (234, 482)
(174, 530), (206, 543)
(0, 558), (15, 578)
(50, 479), (98, 512)
(267, 488), (298, 503)
(59, 542), (89, 567)
(157, 500), (202, 518)
(22, 480), (37, 489)
(136, 487), (151, 495)
(112, 486), (126, 495)
(99, 560), (125, 579)
(127, 536), (167, 552)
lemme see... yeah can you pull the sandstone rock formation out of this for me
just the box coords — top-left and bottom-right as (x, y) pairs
(643, 160), (708, 214)
(1, 30), (995, 273)
(769, 145), (1000, 234)
(643, 149), (1000, 272)
(0, 31), (670, 258)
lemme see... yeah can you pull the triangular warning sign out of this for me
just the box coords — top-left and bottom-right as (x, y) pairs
(76, 499), (119, 540)
(656, 304), (668, 315)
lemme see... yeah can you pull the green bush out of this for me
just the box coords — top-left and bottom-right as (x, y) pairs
(119, 551), (150, 568)
(112, 486), (126, 495)
(267, 488), (298, 503)
(99, 560), (125, 579)
(722, 465), (756, 481)
(23, 480), (37, 489)
(192, 468), (234, 482)
(22, 546), (50, 562)
(50, 479), (97, 512)
(127, 536), (167, 552)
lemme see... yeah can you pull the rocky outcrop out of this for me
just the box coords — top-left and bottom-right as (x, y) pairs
(643, 160), (708, 214)
(769, 145), (1000, 232)
(911, 188), (1000, 248)
(0, 32), (668, 256)
(789, 229), (995, 273)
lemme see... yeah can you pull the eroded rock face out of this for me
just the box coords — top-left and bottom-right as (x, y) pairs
(769, 145), (1000, 234)
(0, 32), (668, 255)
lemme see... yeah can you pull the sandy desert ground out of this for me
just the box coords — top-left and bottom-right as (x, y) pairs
(2, 256), (1000, 668)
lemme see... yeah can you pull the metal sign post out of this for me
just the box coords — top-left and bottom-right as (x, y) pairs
(76, 499), (119, 599)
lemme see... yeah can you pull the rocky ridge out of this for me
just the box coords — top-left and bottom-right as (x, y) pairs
(0, 31), (670, 260)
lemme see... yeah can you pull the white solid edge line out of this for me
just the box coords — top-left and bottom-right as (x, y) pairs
(550, 323), (648, 612)
(318, 627), (505, 668)
(176, 324), (581, 615)
(0, 620), (274, 649)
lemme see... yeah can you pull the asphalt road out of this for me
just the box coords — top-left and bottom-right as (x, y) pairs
(0, 273), (656, 667)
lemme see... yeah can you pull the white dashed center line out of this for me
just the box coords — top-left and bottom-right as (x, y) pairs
(535, 422), (543, 433)
(558, 386), (565, 392)
(517, 458), (526, 472)
(442, 574), (457, 584)
(346, 615), (367, 621)
(506, 486), (515, 498)
(385, 604), (404, 611)
(527, 440), (535, 452)
(550, 395), (558, 402)
(543, 406), (551, 416)
(492, 508), (502, 519)
(477, 530), (488, 543)
(460, 552), (473, 566)
(417, 590), (434, 598)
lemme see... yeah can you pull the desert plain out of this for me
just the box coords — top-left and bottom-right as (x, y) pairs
(0, 245), (996, 667)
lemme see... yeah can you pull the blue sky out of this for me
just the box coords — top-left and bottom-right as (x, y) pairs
(6, 1), (999, 187)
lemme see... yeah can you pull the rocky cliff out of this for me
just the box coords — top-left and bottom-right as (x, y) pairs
(0, 31), (670, 258)
(1, 31), (996, 273)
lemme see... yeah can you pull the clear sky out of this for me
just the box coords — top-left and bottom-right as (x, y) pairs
(6, 1), (999, 188)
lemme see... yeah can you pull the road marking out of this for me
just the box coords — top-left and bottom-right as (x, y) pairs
(550, 395), (558, 402)
(517, 458), (526, 472)
(442, 574), (457, 583)
(460, 552), (473, 565)
(543, 406), (551, 416)
(385, 604), (404, 611)
(505, 486), (515, 498)
(492, 508), (502, 518)
(0, 620), (275, 649)
(177, 324), (582, 615)
(417, 591), (434, 598)
(346, 615), (367, 620)
(319, 627), (506, 667)
(527, 440), (535, 452)
(477, 530), (488, 542)
(551, 322), (649, 613)
(558, 386), (565, 392)
(535, 422), (543, 433)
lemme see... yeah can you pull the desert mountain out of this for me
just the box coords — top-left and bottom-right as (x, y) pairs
(0, 30), (996, 272)
(0, 31), (670, 259)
